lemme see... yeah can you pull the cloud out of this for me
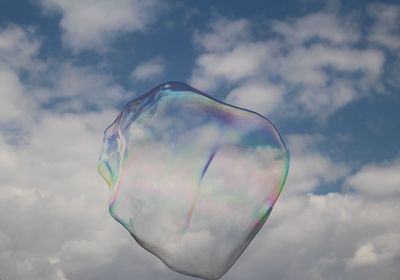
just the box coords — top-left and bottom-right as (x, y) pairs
(345, 159), (400, 197)
(193, 18), (251, 52)
(226, 193), (400, 280)
(0, 110), (171, 280)
(0, 23), (172, 280)
(0, 67), (34, 125)
(0, 24), (43, 71)
(0, 25), (42, 133)
(348, 242), (395, 268)
(284, 134), (349, 195)
(2, 117), (399, 280)
(1, 3), (399, 280)
(190, 12), (387, 119)
(35, 63), (131, 112)
(225, 81), (284, 115)
(191, 41), (272, 91)
(130, 56), (165, 81)
(97, 89), (291, 279)
(37, 0), (162, 51)
(0, 23), (132, 138)
(271, 12), (359, 45)
(0, 26), (361, 278)
(367, 3), (400, 50)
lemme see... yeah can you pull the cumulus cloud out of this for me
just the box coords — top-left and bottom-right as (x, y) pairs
(3, 121), (400, 280)
(0, 24), (43, 71)
(0, 110), (173, 280)
(130, 56), (165, 81)
(225, 81), (284, 115)
(284, 134), (349, 195)
(1, 3), (399, 280)
(226, 193), (400, 280)
(191, 41), (272, 91)
(0, 67), (34, 125)
(345, 159), (400, 197)
(0, 25), (42, 132)
(0, 21), (176, 280)
(37, 0), (162, 51)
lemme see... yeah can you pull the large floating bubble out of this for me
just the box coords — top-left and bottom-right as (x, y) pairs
(97, 82), (290, 280)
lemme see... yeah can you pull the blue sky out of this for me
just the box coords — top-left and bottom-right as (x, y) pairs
(0, 1), (399, 280)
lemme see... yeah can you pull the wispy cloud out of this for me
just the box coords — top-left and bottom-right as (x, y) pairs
(367, 3), (400, 50)
(37, 0), (163, 51)
(36, 63), (131, 112)
(193, 18), (252, 52)
(130, 56), (165, 81)
(190, 10), (390, 119)
(284, 134), (349, 195)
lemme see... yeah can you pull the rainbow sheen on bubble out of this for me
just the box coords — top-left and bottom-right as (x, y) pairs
(97, 82), (290, 280)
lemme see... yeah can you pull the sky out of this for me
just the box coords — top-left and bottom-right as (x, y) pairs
(0, 0), (399, 279)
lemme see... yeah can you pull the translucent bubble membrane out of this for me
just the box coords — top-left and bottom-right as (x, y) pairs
(98, 82), (290, 280)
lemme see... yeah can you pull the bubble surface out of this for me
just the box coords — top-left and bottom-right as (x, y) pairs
(97, 82), (290, 280)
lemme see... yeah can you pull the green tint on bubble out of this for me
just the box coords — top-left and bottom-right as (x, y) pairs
(97, 82), (290, 280)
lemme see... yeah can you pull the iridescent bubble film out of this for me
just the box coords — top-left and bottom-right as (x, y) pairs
(97, 82), (290, 280)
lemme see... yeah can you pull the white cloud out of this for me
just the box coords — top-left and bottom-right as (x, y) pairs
(0, 25), (41, 130)
(1, 5), (399, 280)
(190, 13), (386, 118)
(349, 243), (380, 266)
(271, 12), (359, 45)
(98, 92), (290, 279)
(0, 67), (34, 124)
(37, 0), (162, 51)
(368, 3), (400, 50)
(191, 41), (273, 91)
(278, 45), (384, 86)
(225, 81), (284, 115)
(0, 22), (175, 280)
(284, 134), (349, 195)
(0, 23), (130, 128)
(35, 63), (130, 112)
(194, 18), (251, 52)
(130, 56), (165, 81)
(345, 159), (400, 197)
(275, 45), (384, 117)
(1, 105), (399, 280)
(0, 24), (44, 71)
(226, 193), (400, 280)
(0, 110), (172, 280)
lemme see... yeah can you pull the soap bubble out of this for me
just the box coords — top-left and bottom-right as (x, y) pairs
(98, 82), (289, 280)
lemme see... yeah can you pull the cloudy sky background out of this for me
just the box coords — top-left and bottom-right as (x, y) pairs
(0, 0), (399, 279)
